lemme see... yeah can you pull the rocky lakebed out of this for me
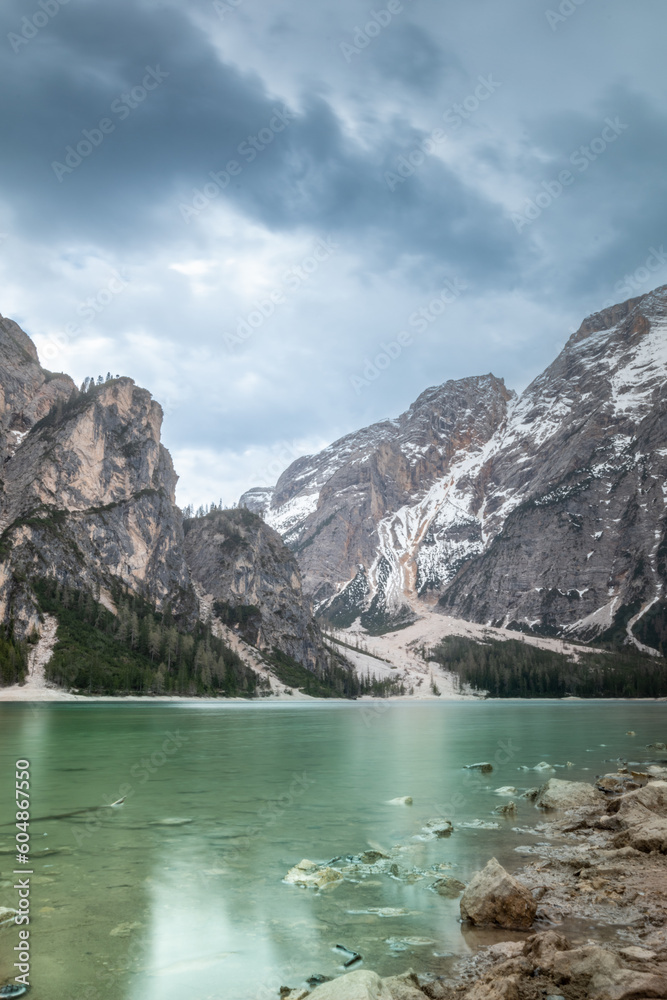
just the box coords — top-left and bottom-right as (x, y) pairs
(277, 753), (667, 1000)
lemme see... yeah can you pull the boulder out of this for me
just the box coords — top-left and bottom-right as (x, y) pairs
(380, 974), (426, 1000)
(307, 971), (393, 1000)
(494, 801), (517, 816)
(284, 859), (344, 889)
(619, 816), (667, 853)
(552, 944), (667, 999)
(536, 779), (604, 811)
(460, 858), (536, 930)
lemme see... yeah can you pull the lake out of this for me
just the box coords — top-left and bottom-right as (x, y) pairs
(0, 699), (664, 999)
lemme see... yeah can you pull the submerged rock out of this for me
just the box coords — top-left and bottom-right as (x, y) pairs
(387, 797), (413, 806)
(536, 778), (604, 811)
(460, 857), (537, 930)
(421, 819), (453, 838)
(494, 786), (518, 796)
(0, 907), (18, 926)
(284, 859), (344, 889)
(464, 762), (493, 773)
(357, 851), (389, 864)
(430, 876), (466, 898)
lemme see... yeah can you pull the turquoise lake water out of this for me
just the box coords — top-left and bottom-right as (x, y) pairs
(0, 699), (665, 999)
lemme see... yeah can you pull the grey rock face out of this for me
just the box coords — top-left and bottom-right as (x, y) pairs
(246, 374), (514, 629)
(0, 319), (196, 634)
(183, 508), (327, 671)
(241, 287), (667, 648)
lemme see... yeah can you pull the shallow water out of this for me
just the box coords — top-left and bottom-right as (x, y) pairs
(0, 699), (664, 999)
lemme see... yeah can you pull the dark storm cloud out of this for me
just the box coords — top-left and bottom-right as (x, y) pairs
(0, 0), (517, 282)
(510, 86), (667, 306)
(369, 22), (460, 92)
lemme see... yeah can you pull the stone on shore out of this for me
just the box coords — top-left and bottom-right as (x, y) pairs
(536, 778), (604, 811)
(551, 944), (667, 999)
(306, 970), (392, 999)
(460, 858), (536, 930)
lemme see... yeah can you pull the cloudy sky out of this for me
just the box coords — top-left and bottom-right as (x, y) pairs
(1, 0), (665, 507)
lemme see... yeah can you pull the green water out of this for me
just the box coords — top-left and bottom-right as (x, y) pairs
(0, 699), (664, 999)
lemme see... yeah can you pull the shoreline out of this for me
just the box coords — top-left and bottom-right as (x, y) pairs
(2, 685), (667, 704)
(282, 770), (667, 1000)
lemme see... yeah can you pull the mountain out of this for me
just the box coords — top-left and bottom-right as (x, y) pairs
(183, 507), (327, 673)
(0, 311), (333, 692)
(240, 286), (667, 653)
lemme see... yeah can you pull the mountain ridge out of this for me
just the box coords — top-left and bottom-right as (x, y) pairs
(240, 286), (667, 652)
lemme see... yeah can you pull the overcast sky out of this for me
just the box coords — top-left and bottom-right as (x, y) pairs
(1, 0), (665, 507)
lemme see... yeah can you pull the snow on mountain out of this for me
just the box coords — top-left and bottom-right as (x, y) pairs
(240, 287), (667, 650)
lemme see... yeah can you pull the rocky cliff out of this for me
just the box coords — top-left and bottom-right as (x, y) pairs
(0, 312), (196, 635)
(0, 312), (327, 683)
(183, 507), (327, 672)
(241, 287), (667, 650)
(242, 374), (514, 631)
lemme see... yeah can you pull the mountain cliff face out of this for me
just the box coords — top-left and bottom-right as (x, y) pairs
(242, 374), (514, 630)
(0, 312), (195, 635)
(0, 312), (326, 681)
(241, 287), (667, 650)
(183, 508), (326, 672)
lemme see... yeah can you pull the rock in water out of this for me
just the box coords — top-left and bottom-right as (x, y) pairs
(494, 800), (517, 816)
(284, 859), (343, 889)
(535, 779), (604, 811)
(0, 987), (28, 998)
(464, 762), (493, 773)
(430, 876), (466, 898)
(460, 857), (537, 930)
(386, 796), (413, 806)
(422, 819), (453, 838)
